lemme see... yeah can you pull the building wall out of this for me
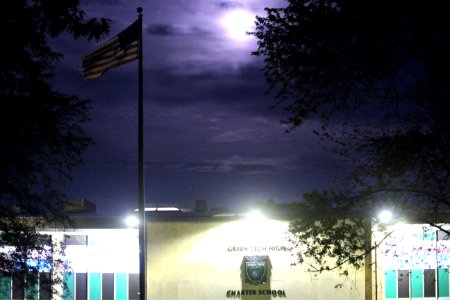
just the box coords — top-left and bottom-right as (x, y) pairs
(146, 217), (365, 300)
(3, 218), (450, 299)
(62, 229), (140, 300)
(0, 228), (140, 300)
(375, 224), (450, 300)
(1, 217), (368, 300)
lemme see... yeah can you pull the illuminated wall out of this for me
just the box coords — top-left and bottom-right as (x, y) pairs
(146, 217), (365, 300)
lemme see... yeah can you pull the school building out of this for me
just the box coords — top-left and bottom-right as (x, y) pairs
(1, 203), (449, 300)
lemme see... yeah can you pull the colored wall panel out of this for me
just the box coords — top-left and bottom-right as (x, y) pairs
(422, 230), (436, 241)
(26, 283), (38, 300)
(89, 273), (102, 300)
(439, 268), (450, 297)
(102, 273), (114, 300)
(12, 276), (25, 300)
(0, 274), (11, 300)
(63, 273), (75, 300)
(39, 272), (51, 300)
(115, 273), (128, 300)
(75, 273), (87, 300)
(128, 273), (139, 300)
(424, 269), (436, 297)
(410, 269), (423, 298)
(397, 270), (410, 298)
(64, 235), (88, 246)
(385, 270), (397, 298)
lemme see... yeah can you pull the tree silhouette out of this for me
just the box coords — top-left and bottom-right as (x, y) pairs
(0, 0), (109, 296)
(252, 0), (449, 275)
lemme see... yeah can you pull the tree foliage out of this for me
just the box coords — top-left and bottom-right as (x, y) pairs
(252, 0), (450, 274)
(0, 0), (109, 295)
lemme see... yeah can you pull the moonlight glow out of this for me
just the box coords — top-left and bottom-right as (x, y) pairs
(220, 9), (255, 41)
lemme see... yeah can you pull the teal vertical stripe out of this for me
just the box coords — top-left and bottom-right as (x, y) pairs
(385, 270), (397, 298)
(89, 273), (102, 300)
(115, 273), (128, 300)
(0, 274), (11, 300)
(33, 284), (39, 300)
(410, 269), (423, 298)
(63, 273), (74, 300)
(439, 268), (450, 297)
(26, 282), (38, 300)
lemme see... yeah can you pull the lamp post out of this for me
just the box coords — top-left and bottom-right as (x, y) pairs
(136, 7), (146, 300)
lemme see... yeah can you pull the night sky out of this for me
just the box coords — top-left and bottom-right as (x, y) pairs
(50, 0), (344, 215)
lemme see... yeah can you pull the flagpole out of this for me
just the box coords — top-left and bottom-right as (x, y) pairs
(137, 7), (146, 300)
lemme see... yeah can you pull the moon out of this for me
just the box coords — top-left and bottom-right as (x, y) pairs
(220, 9), (256, 41)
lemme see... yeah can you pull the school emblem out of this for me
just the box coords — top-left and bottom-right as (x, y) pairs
(244, 256), (267, 284)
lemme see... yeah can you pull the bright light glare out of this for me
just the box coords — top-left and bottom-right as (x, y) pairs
(125, 216), (139, 227)
(153, 207), (180, 211)
(220, 9), (255, 41)
(378, 210), (393, 224)
(246, 210), (264, 220)
(134, 207), (180, 212)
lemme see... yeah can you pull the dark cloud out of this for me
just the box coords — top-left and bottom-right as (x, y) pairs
(147, 24), (208, 36)
(218, 1), (243, 10)
(142, 63), (272, 107)
(147, 155), (295, 175)
(147, 24), (178, 36)
(82, 0), (119, 4)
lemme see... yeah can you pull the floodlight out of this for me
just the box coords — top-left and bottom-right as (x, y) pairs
(125, 215), (139, 227)
(378, 210), (393, 224)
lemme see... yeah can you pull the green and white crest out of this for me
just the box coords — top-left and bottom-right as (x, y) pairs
(244, 256), (267, 284)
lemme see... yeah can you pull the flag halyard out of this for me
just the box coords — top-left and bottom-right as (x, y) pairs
(82, 19), (141, 80)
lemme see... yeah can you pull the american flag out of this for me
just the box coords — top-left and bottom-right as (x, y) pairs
(82, 19), (140, 80)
